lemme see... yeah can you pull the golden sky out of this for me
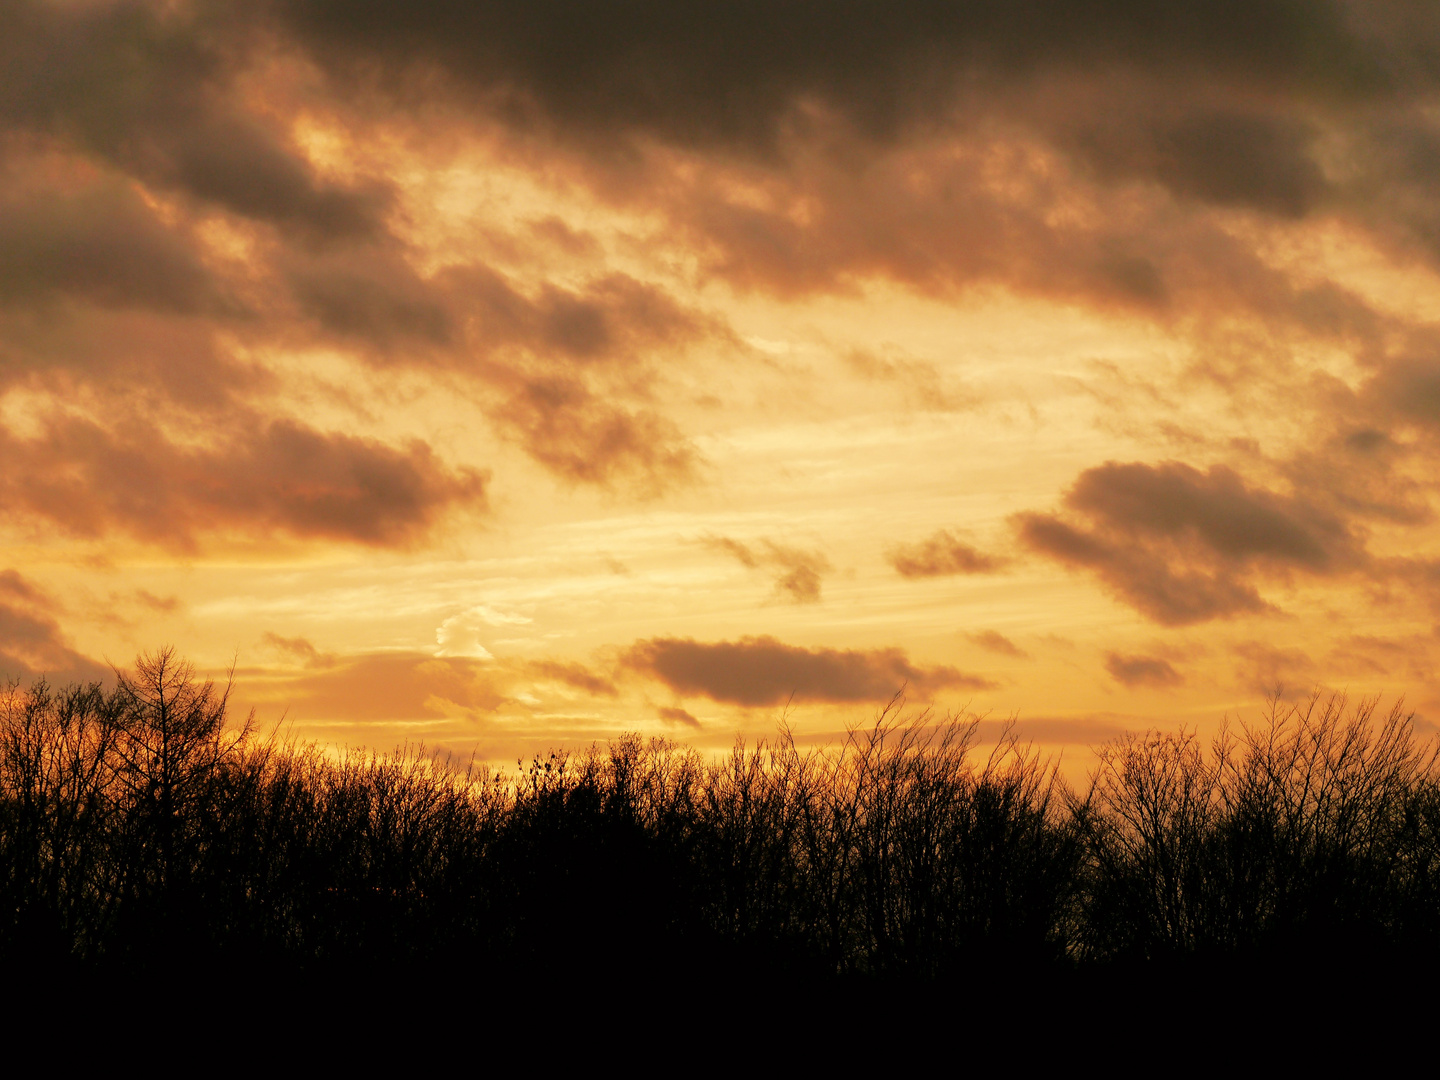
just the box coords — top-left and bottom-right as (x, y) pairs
(6, 0), (1440, 771)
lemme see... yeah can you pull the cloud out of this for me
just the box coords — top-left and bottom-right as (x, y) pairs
(657, 705), (700, 728)
(526, 660), (618, 698)
(0, 179), (226, 315)
(622, 635), (994, 706)
(966, 630), (1029, 658)
(889, 530), (1006, 577)
(270, 651), (506, 723)
(261, 632), (335, 668)
(133, 590), (180, 613)
(453, 268), (711, 362)
(1231, 640), (1318, 697)
(0, 416), (487, 550)
(245, 649), (634, 737)
(435, 604), (532, 659)
(256, 0), (1440, 327)
(271, 0), (1380, 152)
(1017, 460), (1366, 625)
(845, 348), (964, 410)
(707, 536), (833, 603)
(1072, 106), (1330, 219)
(7, 0), (1440, 632)
(1105, 652), (1184, 688)
(0, 570), (107, 685)
(0, 2), (388, 240)
(494, 377), (697, 490)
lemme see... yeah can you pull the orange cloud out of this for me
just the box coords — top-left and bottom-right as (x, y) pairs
(0, 417), (487, 549)
(1018, 461), (1367, 625)
(623, 635), (994, 706)
(889, 529), (1006, 578)
(0, 570), (107, 685)
(706, 536), (833, 603)
(1105, 652), (1184, 688)
(966, 631), (1028, 658)
(276, 652), (505, 722)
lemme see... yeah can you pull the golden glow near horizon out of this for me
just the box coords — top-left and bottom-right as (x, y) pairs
(7, 1), (1440, 779)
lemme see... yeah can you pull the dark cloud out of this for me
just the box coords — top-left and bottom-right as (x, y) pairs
(1279, 421), (1432, 528)
(622, 635), (994, 706)
(1067, 461), (1348, 566)
(646, 120), (1398, 341)
(1366, 356), (1440, 430)
(0, 178), (224, 314)
(287, 253), (455, 351)
(0, 1), (387, 240)
(1072, 106), (1330, 218)
(283, 258), (709, 362)
(261, 0), (1440, 311)
(5, 0), (1440, 566)
(272, 0), (1379, 152)
(0, 416), (486, 549)
(707, 537), (833, 603)
(1105, 652), (1184, 688)
(889, 530), (1006, 578)
(966, 630), (1029, 659)
(1017, 461), (1365, 625)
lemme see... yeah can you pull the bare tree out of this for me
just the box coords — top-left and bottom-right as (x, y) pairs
(110, 647), (254, 936)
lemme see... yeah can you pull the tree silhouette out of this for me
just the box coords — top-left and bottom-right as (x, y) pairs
(109, 647), (254, 959)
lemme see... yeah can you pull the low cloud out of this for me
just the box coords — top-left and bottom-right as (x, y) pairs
(526, 660), (618, 698)
(261, 632), (336, 668)
(623, 635), (994, 706)
(1105, 652), (1184, 688)
(966, 630), (1028, 658)
(270, 652), (506, 723)
(889, 530), (1006, 578)
(657, 705), (701, 728)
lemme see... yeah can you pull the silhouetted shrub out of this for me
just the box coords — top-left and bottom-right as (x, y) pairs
(4, 655), (1437, 985)
(1074, 691), (1440, 968)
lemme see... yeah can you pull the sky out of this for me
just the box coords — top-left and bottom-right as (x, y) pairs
(6, 0), (1440, 771)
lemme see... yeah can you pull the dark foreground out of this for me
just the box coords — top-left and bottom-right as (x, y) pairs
(5, 650), (1440, 997)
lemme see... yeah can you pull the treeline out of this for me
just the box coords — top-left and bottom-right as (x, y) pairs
(4, 648), (1440, 983)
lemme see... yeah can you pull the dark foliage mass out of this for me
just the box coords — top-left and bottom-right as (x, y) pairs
(4, 650), (1439, 993)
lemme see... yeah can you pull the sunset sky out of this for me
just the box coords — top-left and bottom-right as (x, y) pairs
(6, 0), (1440, 769)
